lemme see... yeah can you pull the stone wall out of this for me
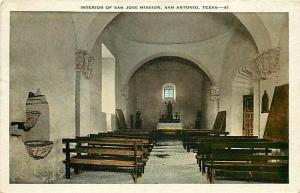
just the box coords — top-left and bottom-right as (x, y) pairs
(128, 57), (210, 129)
(9, 137), (64, 183)
(9, 12), (106, 183)
(259, 14), (289, 137)
(8, 12), (289, 184)
(219, 26), (258, 135)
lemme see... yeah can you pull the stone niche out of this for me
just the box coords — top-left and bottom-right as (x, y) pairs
(10, 88), (50, 142)
(10, 89), (59, 183)
(23, 89), (50, 142)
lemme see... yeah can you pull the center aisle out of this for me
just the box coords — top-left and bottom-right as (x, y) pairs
(138, 139), (208, 184)
(54, 139), (209, 184)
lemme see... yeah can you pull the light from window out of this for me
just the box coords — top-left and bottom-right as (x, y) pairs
(162, 83), (176, 101)
(164, 86), (174, 98)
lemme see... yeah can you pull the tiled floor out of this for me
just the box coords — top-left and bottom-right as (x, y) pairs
(138, 139), (208, 184)
(54, 139), (262, 184)
(54, 139), (208, 184)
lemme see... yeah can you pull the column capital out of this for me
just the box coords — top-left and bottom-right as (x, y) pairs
(210, 85), (220, 100)
(75, 49), (95, 80)
(252, 47), (280, 80)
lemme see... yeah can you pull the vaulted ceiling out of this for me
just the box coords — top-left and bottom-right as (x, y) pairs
(99, 12), (255, 84)
(95, 12), (287, 84)
(104, 12), (239, 44)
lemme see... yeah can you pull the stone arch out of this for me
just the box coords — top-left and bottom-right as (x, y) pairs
(234, 13), (273, 52)
(126, 55), (216, 130)
(85, 13), (119, 52)
(124, 52), (216, 85)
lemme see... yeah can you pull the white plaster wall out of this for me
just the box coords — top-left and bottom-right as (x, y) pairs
(10, 12), (76, 183)
(256, 13), (286, 48)
(80, 41), (105, 136)
(87, 13), (275, 58)
(102, 27), (235, 85)
(114, 58), (124, 130)
(71, 13), (98, 49)
(91, 41), (106, 133)
(10, 12), (77, 140)
(127, 77), (137, 128)
(219, 26), (258, 135)
(234, 13), (272, 52)
(259, 14), (289, 137)
(278, 14), (289, 85)
(9, 12), (107, 183)
(80, 76), (92, 136)
(201, 80), (214, 129)
(101, 14), (276, 134)
(115, 61), (122, 110)
(102, 58), (116, 132)
(96, 12), (285, 134)
(10, 136), (65, 183)
(86, 13), (120, 52)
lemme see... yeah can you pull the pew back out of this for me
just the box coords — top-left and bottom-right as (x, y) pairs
(62, 137), (146, 183)
(201, 140), (288, 183)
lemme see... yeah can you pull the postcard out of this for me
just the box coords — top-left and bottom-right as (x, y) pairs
(1, 0), (300, 193)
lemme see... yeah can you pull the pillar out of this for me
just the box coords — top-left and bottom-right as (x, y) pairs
(101, 44), (116, 132)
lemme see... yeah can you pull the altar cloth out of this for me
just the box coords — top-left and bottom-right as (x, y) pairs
(157, 123), (182, 130)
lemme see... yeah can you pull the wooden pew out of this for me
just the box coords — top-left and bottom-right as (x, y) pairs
(95, 131), (156, 149)
(191, 84), (289, 183)
(182, 111), (228, 147)
(182, 130), (230, 150)
(195, 137), (268, 172)
(188, 135), (259, 152)
(190, 136), (263, 169)
(183, 131), (230, 152)
(112, 130), (157, 142)
(90, 134), (150, 144)
(89, 134), (153, 156)
(201, 140), (288, 183)
(76, 135), (151, 161)
(62, 137), (146, 183)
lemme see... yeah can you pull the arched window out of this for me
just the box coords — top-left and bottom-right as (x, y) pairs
(162, 83), (176, 102)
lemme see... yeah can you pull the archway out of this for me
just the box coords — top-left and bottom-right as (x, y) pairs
(124, 52), (217, 85)
(126, 56), (216, 130)
(87, 12), (274, 133)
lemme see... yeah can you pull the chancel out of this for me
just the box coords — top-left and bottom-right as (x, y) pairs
(159, 101), (180, 123)
(157, 101), (182, 134)
(8, 12), (289, 184)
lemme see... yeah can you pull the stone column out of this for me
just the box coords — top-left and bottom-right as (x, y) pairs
(210, 85), (220, 128)
(101, 44), (116, 132)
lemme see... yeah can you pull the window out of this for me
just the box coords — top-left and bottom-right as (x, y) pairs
(162, 83), (176, 101)
(164, 86), (174, 98)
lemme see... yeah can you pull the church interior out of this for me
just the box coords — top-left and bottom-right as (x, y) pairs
(9, 12), (289, 184)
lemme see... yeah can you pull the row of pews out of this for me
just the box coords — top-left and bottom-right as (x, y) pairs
(182, 132), (288, 183)
(62, 129), (156, 183)
(182, 129), (229, 152)
(182, 84), (289, 184)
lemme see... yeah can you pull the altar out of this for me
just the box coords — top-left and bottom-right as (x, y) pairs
(157, 101), (182, 134)
(156, 122), (182, 135)
(157, 123), (182, 131)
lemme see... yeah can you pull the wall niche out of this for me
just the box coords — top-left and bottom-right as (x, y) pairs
(10, 88), (53, 159)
